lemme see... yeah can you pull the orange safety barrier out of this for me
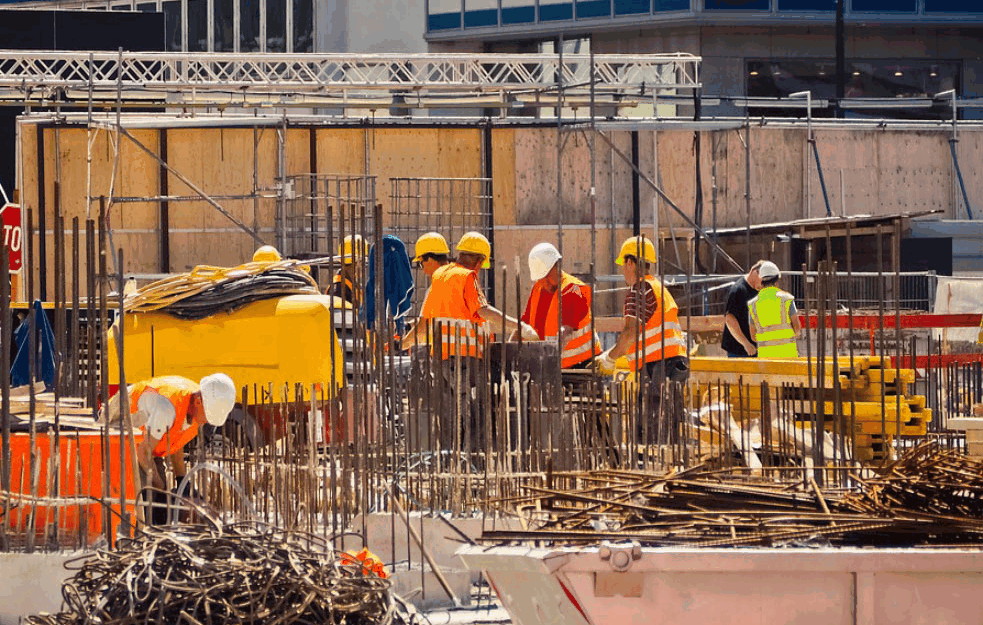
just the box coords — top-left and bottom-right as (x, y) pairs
(1, 431), (143, 547)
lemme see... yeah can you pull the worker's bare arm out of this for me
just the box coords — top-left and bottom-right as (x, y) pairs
(725, 313), (757, 356)
(608, 316), (641, 360)
(478, 306), (538, 340)
(792, 313), (802, 336)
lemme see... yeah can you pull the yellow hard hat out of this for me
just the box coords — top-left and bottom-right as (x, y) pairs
(615, 235), (657, 266)
(252, 245), (282, 263)
(339, 235), (366, 265)
(455, 231), (491, 269)
(412, 232), (451, 263)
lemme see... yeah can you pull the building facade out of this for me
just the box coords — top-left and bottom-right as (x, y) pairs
(425, 0), (983, 117)
(0, 0), (428, 53)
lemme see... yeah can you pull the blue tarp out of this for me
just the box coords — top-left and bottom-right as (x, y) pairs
(362, 235), (414, 336)
(11, 300), (56, 389)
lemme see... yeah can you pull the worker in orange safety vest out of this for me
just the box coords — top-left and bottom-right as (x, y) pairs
(402, 231), (537, 357)
(127, 374), (236, 523)
(595, 235), (689, 444)
(522, 242), (601, 369)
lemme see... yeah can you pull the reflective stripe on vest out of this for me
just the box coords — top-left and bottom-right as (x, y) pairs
(130, 376), (201, 458)
(526, 273), (601, 368)
(421, 264), (487, 359)
(748, 286), (798, 358)
(429, 317), (488, 359)
(624, 276), (687, 370)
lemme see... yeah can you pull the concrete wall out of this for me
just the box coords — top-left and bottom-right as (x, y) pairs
(0, 552), (76, 625)
(317, 0), (428, 53)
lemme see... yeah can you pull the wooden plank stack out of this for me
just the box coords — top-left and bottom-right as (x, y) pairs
(689, 356), (931, 464)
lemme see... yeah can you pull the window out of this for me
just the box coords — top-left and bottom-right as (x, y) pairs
(187, 0), (207, 51)
(577, 0), (611, 18)
(428, 0), (463, 30)
(502, 0), (535, 23)
(163, 0), (181, 50)
(852, 0), (916, 11)
(214, 0), (234, 51)
(704, 0), (769, 9)
(266, 0), (286, 51)
(292, 0), (313, 52)
(777, 0), (832, 10)
(540, 0), (574, 21)
(746, 58), (961, 119)
(240, 0), (260, 51)
(464, 0), (498, 27)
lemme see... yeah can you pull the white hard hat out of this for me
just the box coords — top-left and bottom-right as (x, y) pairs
(199, 373), (236, 427)
(758, 261), (781, 280)
(528, 242), (562, 282)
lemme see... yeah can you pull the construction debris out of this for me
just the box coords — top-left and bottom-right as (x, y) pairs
(481, 442), (983, 548)
(24, 521), (425, 625)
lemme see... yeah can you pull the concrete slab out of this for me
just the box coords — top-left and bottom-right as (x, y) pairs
(0, 551), (79, 625)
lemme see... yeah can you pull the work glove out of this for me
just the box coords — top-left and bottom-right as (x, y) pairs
(594, 349), (617, 375)
(519, 322), (540, 341)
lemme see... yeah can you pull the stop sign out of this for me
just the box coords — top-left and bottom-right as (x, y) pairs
(0, 203), (22, 273)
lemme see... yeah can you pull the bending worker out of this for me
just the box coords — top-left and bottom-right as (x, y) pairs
(522, 242), (600, 368)
(328, 234), (366, 306)
(596, 235), (688, 441)
(129, 373), (237, 523)
(721, 260), (763, 358)
(747, 261), (801, 358)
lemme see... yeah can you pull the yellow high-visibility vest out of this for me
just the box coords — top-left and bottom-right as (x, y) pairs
(748, 286), (798, 358)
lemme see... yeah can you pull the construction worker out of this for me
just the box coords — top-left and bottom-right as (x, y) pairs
(404, 231), (536, 354)
(252, 245), (282, 263)
(129, 373), (237, 523)
(721, 260), (764, 358)
(405, 231), (535, 450)
(596, 235), (688, 443)
(401, 232), (451, 352)
(328, 234), (366, 306)
(747, 261), (801, 358)
(522, 242), (600, 369)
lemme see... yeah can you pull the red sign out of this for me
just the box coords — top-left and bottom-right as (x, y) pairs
(0, 203), (22, 273)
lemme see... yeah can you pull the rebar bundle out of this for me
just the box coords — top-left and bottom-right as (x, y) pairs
(481, 443), (983, 548)
(24, 521), (418, 625)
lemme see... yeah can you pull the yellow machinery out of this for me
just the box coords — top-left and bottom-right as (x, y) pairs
(106, 294), (345, 401)
(105, 258), (348, 445)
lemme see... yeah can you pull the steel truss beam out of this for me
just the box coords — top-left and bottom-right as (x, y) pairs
(0, 50), (700, 109)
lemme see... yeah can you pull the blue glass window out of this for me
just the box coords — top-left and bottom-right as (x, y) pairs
(615, 0), (649, 11)
(704, 0), (769, 9)
(464, 9), (497, 26)
(924, 0), (971, 11)
(502, 1), (535, 23)
(577, 0), (611, 17)
(778, 0), (832, 10)
(540, 1), (574, 20)
(655, 0), (688, 9)
(428, 12), (462, 29)
(852, 0), (916, 11)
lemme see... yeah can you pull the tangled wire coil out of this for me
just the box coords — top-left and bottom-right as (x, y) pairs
(25, 521), (423, 625)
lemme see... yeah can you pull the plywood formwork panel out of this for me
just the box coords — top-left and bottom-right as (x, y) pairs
(315, 128), (367, 177)
(366, 127), (483, 227)
(491, 127), (516, 228)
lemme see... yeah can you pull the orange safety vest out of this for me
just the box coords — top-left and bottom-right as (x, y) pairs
(330, 273), (360, 306)
(624, 276), (687, 371)
(129, 376), (201, 458)
(526, 272), (601, 368)
(420, 263), (488, 359)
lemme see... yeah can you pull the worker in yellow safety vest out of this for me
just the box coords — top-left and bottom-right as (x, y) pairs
(522, 242), (601, 369)
(747, 261), (802, 358)
(128, 374), (237, 523)
(328, 234), (366, 307)
(595, 235), (689, 444)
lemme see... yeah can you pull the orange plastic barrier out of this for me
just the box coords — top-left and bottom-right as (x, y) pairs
(1, 431), (142, 547)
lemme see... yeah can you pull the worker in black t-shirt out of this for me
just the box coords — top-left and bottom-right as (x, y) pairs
(721, 260), (764, 358)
